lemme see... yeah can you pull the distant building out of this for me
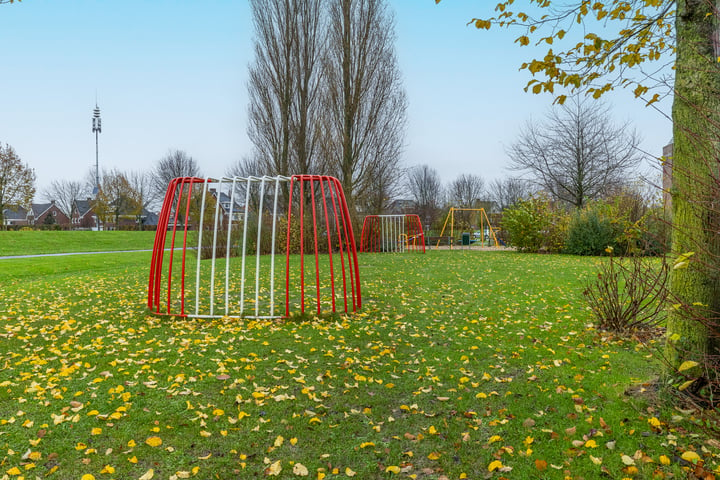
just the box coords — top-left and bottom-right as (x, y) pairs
(662, 142), (673, 213)
(72, 198), (98, 230)
(387, 199), (415, 215)
(2, 206), (29, 227)
(212, 189), (245, 223)
(29, 201), (70, 227)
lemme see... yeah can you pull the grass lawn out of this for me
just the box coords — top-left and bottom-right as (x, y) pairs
(0, 248), (717, 479)
(0, 231), (157, 256)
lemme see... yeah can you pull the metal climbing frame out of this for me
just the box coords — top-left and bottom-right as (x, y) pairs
(359, 214), (425, 253)
(436, 207), (500, 249)
(148, 175), (361, 319)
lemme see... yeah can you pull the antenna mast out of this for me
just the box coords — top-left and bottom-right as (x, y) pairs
(92, 102), (102, 195)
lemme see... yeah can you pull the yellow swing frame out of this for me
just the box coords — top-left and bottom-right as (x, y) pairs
(436, 207), (500, 249)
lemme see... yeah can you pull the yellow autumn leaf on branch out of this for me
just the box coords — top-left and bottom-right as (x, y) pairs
(678, 360), (699, 372)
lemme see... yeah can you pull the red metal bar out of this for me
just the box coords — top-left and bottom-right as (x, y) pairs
(360, 216), (369, 252)
(319, 178), (336, 312)
(285, 177), (295, 317)
(308, 178), (321, 314)
(299, 178), (305, 313)
(179, 178), (202, 315)
(165, 179), (185, 313)
(331, 176), (361, 310)
(149, 177), (181, 311)
(326, 178), (349, 312)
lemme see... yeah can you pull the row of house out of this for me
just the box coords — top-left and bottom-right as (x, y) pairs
(2, 199), (158, 230)
(3, 199), (96, 228)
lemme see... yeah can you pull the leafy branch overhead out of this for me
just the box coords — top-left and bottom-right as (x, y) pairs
(436, 0), (675, 103)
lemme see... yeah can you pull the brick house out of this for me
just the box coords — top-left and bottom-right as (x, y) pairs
(71, 198), (98, 230)
(2, 206), (30, 227)
(29, 201), (70, 227)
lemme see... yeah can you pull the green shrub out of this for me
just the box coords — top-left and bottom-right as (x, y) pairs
(564, 209), (617, 256)
(502, 195), (568, 253)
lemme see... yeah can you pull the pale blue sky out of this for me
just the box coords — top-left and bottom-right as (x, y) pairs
(0, 0), (672, 196)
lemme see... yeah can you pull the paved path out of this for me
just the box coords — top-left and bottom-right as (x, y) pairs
(0, 249), (154, 260)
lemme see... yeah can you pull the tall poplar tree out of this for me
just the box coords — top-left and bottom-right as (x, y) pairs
(321, 0), (407, 217)
(247, 0), (324, 181)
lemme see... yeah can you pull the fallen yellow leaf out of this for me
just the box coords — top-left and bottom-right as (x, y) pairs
(266, 460), (282, 476)
(293, 463), (309, 476)
(488, 460), (503, 472)
(681, 451), (700, 463)
(139, 469), (154, 480)
(145, 436), (162, 447)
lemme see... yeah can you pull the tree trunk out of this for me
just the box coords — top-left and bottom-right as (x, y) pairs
(665, 0), (720, 373)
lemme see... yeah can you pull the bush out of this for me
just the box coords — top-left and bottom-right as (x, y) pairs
(564, 209), (617, 256)
(583, 252), (669, 334)
(502, 195), (568, 253)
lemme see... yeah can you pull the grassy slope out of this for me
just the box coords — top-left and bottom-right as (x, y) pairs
(0, 231), (157, 256)
(0, 249), (716, 479)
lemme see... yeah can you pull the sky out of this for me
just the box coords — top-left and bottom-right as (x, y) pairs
(0, 0), (673, 199)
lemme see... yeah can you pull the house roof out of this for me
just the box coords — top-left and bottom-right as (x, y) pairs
(213, 190), (244, 213)
(141, 209), (159, 226)
(31, 202), (54, 217)
(74, 199), (94, 218)
(2, 206), (28, 220)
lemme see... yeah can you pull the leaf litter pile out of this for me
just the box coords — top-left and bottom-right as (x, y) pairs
(0, 250), (718, 479)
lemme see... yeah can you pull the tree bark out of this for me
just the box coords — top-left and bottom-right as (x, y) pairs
(665, 0), (720, 372)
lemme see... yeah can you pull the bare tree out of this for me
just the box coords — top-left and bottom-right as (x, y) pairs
(127, 170), (155, 227)
(488, 177), (533, 211)
(247, 0), (324, 179)
(359, 162), (405, 214)
(94, 169), (142, 229)
(151, 149), (201, 200)
(226, 155), (261, 179)
(406, 164), (443, 227)
(320, 0), (407, 216)
(0, 143), (35, 225)
(507, 96), (642, 208)
(42, 179), (85, 217)
(448, 174), (485, 208)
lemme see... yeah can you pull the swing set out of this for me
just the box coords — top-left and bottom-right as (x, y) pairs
(436, 207), (500, 249)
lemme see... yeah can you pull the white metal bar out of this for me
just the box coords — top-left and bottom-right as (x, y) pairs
(381, 216), (386, 252)
(195, 180), (210, 316)
(224, 177), (237, 315)
(254, 177), (267, 317)
(239, 177), (252, 315)
(209, 180), (223, 317)
(269, 176), (280, 317)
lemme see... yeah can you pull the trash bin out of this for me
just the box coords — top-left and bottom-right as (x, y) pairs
(462, 232), (470, 246)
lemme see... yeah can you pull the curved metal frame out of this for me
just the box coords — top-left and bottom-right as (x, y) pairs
(359, 214), (425, 253)
(148, 175), (361, 319)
